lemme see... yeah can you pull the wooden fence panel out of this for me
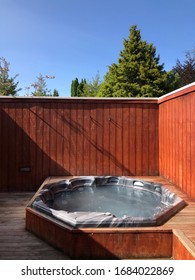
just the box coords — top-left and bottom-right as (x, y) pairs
(0, 98), (158, 191)
(159, 84), (195, 199)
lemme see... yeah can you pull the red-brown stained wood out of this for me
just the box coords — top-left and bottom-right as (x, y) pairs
(0, 98), (159, 191)
(159, 84), (195, 199)
(83, 103), (90, 175)
(90, 103), (97, 175)
(96, 104), (103, 175)
(116, 104), (123, 175)
(129, 105), (137, 175)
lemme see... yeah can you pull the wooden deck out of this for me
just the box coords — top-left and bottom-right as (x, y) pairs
(0, 192), (70, 259)
(1, 176), (195, 259)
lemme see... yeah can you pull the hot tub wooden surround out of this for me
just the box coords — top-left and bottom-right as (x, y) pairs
(25, 176), (195, 260)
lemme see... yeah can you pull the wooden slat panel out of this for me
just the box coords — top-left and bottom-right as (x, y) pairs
(109, 103), (116, 175)
(102, 103), (110, 175)
(69, 103), (77, 175)
(89, 103), (97, 175)
(29, 103), (37, 188)
(15, 105), (23, 189)
(159, 86), (195, 199)
(7, 104), (16, 189)
(76, 103), (84, 175)
(96, 104), (103, 175)
(135, 104), (143, 175)
(190, 93), (195, 198)
(115, 104), (123, 175)
(63, 103), (71, 175)
(83, 103), (90, 175)
(0, 98), (159, 191)
(148, 105), (159, 175)
(142, 104), (149, 175)
(129, 105), (136, 175)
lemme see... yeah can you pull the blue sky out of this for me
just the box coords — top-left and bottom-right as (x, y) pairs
(1, 0), (195, 96)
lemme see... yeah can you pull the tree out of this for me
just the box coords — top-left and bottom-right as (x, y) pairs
(83, 72), (102, 96)
(31, 74), (55, 96)
(99, 25), (178, 97)
(71, 74), (101, 97)
(71, 77), (79, 96)
(173, 49), (195, 87)
(70, 78), (87, 97)
(53, 89), (59, 96)
(0, 57), (21, 96)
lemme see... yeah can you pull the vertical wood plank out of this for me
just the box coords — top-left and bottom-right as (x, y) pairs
(135, 104), (143, 175)
(76, 102), (84, 175)
(102, 103), (110, 175)
(115, 104), (123, 175)
(69, 103), (77, 175)
(15, 104), (23, 189)
(89, 103), (97, 175)
(109, 103), (116, 175)
(142, 104), (149, 175)
(29, 103), (37, 188)
(96, 103), (103, 175)
(7, 104), (16, 189)
(22, 103), (30, 190)
(190, 93), (195, 198)
(35, 104), (44, 186)
(129, 105), (136, 175)
(63, 103), (71, 175)
(83, 103), (90, 175)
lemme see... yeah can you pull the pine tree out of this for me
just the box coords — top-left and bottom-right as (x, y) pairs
(53, 89), (59, 96)
(99, 25), (178, 97)
(71, 78), (79, 96)
(70, 78), (87, 96)
(31, 74), (50, 96)
(0, 57), (21, 96)
(173, 49), (195, 87)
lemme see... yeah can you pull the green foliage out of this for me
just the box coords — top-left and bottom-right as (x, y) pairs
(99, 25), (178, 97)
(0, 57), (21, 96)
(71, 78), (87, 97)
(83, 72), (101, 96)
(53, 88), (59, 96)
(31, 74), (49, 96)
(71, 77), (79, 96)
(173, 49), (195, 87)
(71, 73), (101, 97)
(30, 74), (57, 96)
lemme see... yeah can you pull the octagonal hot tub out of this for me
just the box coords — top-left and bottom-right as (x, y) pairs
(26, 176), (186, 259)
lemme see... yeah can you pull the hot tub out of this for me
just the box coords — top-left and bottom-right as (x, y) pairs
(26, 176), (186, 259)
(31, 176), (185, 228)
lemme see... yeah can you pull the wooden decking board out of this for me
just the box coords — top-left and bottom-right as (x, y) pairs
(0, 192), (70, 260)
(0, 176), (195, 259)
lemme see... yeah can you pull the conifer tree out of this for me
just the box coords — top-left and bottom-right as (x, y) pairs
(99, 25), (178, 97)
(173, 49), (195, 87)
(0, 57), (21, 96)
(71, 78), (79, 96)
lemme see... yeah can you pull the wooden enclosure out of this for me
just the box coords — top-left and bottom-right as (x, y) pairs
(159, 83), (195, 199)
(0, 98), (159, 191)
(1, 82), (195, 199)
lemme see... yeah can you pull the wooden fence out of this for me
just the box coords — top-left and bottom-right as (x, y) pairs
(159, 83), (195, 199)
(0, 98), (159, 191)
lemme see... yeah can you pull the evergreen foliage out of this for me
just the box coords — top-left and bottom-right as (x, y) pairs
(53, 89), (59, 96)
(31, 74), (57, 96)
(31, 74), (50, 96)
(0, 57), (21, 96)
(71, 78), (87, 96)
(173, 49), (195, 87)
(99, 25), (178, 97)
(71, 73), (101, 97)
